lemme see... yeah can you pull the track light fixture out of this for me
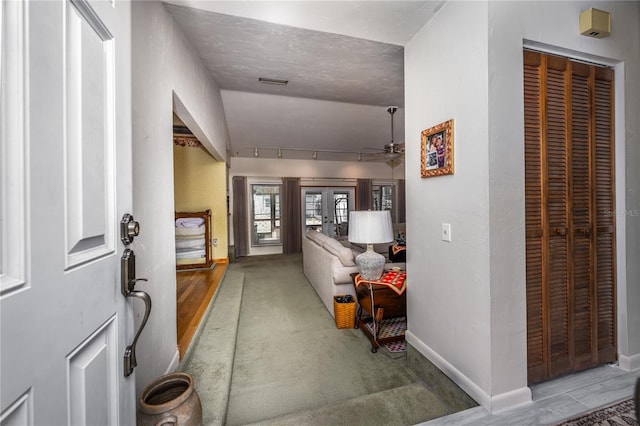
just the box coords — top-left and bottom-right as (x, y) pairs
(248, 147), (384, 162)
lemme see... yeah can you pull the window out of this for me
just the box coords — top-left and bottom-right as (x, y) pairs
(304, 193), (322, 232)
(372, 184), (394, 221)
(252, 184), (280, 245)
(333, 193), (349, 237)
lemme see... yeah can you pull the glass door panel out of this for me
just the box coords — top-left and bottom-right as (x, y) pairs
(302, 187), (354, 239)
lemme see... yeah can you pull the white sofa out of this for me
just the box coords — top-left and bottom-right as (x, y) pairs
(302, 230), (405, 318)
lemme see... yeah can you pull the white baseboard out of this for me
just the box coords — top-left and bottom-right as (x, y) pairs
(406, 330), (532, 413)
(618, 353), (640, 371)
(165, 349), (180, 374)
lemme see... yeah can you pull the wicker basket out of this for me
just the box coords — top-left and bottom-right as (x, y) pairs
(333, 295), (356, 329)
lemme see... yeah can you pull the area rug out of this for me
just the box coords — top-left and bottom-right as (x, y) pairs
(364, 316), (406, 353)
(556, 398), (637, 426)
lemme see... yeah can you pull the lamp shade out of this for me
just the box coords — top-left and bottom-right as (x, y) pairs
(348, 210), (394, 244)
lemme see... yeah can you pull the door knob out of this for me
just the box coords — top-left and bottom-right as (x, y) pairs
(121, 248), (151, 377)
(123, 289), (151, 377)
(120, 213), (140, 245)
(554, 227), (567, 236)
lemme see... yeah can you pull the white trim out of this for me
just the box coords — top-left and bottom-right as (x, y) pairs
(165, 349), (180, 375)
(66, 315), (119, 425)
(63, 0), (116, 270)
(0, 388), (33, 425)
(406, 330), (532, 413)
(0, 0), (29, 297)
(300, 178), (357, 187)
(613, 61), (632, 365)
(618, 353), (640, 372)
(247, 177), (282, 185)
(523, 40), (619, 67)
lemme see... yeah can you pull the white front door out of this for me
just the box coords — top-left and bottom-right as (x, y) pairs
(1, 0), (135, 424)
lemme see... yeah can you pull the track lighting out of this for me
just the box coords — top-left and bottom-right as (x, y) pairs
(246, 147), (370, 161)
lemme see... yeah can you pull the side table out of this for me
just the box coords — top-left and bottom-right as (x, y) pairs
(351, 272), (407, 353)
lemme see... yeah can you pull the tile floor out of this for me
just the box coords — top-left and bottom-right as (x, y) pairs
(421, 363), (639, 425)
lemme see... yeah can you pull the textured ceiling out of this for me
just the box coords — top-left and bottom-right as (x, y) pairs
(163, 1), (440, 161)
(165, 4), (405, 107)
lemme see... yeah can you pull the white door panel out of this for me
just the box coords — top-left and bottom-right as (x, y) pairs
(1, 1), (135, 424)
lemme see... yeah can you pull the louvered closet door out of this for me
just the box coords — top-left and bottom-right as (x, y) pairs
(524, 51), (616, 384)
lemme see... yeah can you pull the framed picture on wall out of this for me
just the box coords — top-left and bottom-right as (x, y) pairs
(420, 119), (454, 178)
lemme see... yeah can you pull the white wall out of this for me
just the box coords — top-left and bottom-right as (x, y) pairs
(404, 0), (496, 408)
(405, 0), (640, 413)
(487, 0), (640, 397)
(230, 156), (404, 180)
(131, 1), (229, 397)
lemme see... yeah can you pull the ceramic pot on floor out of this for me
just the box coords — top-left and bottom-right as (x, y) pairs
(138, 372), (202, 426)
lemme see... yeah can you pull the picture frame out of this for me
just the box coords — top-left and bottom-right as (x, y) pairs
(420, 119), (454, 178)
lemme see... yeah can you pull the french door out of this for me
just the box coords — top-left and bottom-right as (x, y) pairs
(524, 50), (616, 384)
(302, 188), (355, 238)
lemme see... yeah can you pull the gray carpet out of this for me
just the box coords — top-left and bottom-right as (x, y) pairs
(181, 270), (244, 425)
(185, 254), (458, 425)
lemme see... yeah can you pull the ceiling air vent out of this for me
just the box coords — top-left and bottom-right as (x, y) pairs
(258, 77), (288, 86)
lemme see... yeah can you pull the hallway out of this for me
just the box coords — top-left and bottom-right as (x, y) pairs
(177, 262), (227, 360)
(180, 256), (639, 425)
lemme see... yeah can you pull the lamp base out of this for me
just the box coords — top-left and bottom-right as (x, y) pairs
(355, 246), (385, 281)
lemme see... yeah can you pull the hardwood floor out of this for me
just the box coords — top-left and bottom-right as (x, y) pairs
(176, 261), (227, 360)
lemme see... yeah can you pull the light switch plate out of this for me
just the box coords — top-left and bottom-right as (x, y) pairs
(442, 223), (451, 242)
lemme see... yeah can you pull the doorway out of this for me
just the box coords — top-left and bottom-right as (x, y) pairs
(524, 50), (617, 384)
(172, 112), (226, 359)
(302, 187), (355, 239)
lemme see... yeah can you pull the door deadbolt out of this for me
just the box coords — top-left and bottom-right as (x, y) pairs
(120, 213), (140, 245)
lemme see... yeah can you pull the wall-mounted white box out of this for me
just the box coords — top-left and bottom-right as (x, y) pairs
(442, 223), (451, 242)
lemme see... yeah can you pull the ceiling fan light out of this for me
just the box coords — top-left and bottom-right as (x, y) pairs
(277, 148), (283, 158)
(312, 150), (318, 159)
(254, 147), (259, 157)
(385, 152), (400, 160)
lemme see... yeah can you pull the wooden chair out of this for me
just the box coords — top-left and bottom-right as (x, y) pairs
(635, 376), (639, 420)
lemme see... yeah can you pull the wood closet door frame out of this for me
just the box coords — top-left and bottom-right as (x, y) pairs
(524, 50), (617, 384)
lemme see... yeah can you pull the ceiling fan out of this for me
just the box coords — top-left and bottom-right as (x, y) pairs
(361, 106), (405, 164)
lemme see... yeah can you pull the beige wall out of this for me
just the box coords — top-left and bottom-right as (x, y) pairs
(173, 145), (228, 260)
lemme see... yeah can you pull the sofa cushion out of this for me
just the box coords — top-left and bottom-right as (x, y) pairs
(306, 229), (327, 245)
(322, 237), (356, 267)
